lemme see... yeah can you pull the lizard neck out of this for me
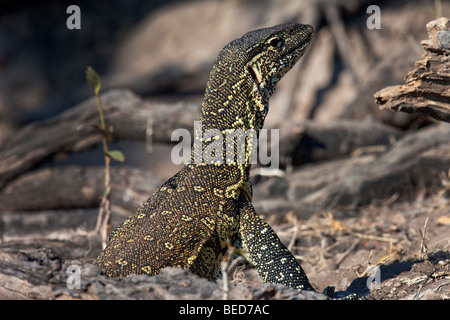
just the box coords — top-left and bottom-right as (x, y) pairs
(187, 69), (262, 201)
(192, 65), (268, 168)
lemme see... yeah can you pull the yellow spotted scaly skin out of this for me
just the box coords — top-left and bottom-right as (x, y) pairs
(93, 24), (319, 292)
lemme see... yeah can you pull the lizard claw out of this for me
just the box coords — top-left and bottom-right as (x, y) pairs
(322, 286), (360, 300)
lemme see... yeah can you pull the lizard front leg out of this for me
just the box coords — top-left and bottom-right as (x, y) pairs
(238, 201), (315, 291)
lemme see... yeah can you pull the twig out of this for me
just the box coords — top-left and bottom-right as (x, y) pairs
(357, 249), (375, 277)
(86, 66), (124, 249)
(288, 217), (298, 251)
(323, 3), (360, 85)
(323, 239), (342, 253)
(317, 237), (329, 271)
(353, 232), (398, 243)
(228, 256), (247, 277)
(419, 217), (429, 259)
(221, 263), (229, 300)
(413, 260), (450, 300)
(88, 67), (112, 250)
(435, 0), (443, 18)
(351, 145), (387, 157)
(335, 240), (359, 267)
(436, 282), (450, 294)
(220, 240), (237, 300)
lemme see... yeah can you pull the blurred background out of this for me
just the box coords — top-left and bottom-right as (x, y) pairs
(1, 0), (449, 228)
(1, 0), (449, 233)
(0, 0), (450, 300)
(0, 0), (445, 136)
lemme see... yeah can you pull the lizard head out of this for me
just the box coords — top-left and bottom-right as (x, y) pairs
(202, 23), (313, 132)
(243, 23), (314, 99)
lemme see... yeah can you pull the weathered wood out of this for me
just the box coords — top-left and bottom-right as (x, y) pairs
(0, 117), (404, 213)
(254, 122), (450, 215)
(273, 118), (403, 168)
(0, 89), (200, 189)
(300, 123), (450, 207)
(0, 245), (327, 300)
(374, 17), (450, 123)
(0, 85), (405, 196)
(0, 166), (162, 212)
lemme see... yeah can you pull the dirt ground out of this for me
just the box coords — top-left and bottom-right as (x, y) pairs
(1, 195), (448, 300)
(257, 197), (450, 299)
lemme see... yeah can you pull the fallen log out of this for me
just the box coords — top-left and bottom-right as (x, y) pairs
(0, 166), (162, 212)
(0, 89), (200, 189)
(0, 87), (403, 193)
(254, 122), (450, 215)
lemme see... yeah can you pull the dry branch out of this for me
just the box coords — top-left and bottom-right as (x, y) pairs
(374, 17), (450, 123)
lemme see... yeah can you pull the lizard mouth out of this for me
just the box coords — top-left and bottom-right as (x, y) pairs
(298, 34), (312, 55)
(282, 30), (313, 65)
(273, 31), (313, 82)
(286, 30), (312, 55)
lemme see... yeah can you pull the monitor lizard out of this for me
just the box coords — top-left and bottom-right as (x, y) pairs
(93, 23), (356, 299)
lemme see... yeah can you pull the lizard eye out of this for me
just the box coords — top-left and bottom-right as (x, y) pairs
(268, 37), (283, 48)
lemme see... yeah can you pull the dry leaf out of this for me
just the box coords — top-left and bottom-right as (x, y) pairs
(328, 212), (345, 231)
(437, 215), (450, 226)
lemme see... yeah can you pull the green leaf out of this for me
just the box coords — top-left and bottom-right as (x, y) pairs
(105, 150), (125, 162)
(86, 66), (101, 95)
